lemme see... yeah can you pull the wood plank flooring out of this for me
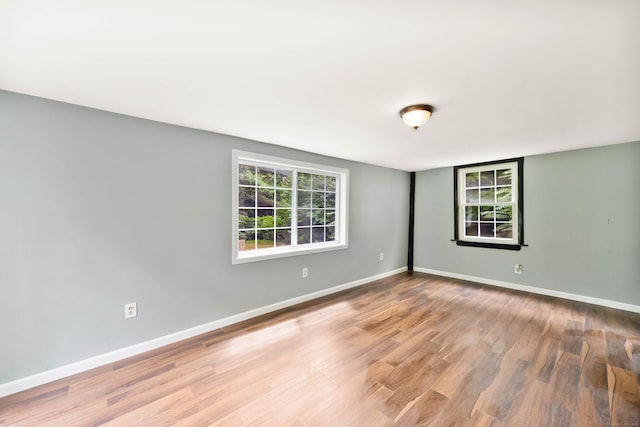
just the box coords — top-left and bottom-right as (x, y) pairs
(1, 272), (639, 426)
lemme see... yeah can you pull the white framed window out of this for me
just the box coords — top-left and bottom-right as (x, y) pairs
(232, 150), (349, 264)
(454, 158), (524, 250)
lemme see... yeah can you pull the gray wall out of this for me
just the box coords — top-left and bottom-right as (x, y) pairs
(0, 90), (409, 383)
(414, 141), (640, 306)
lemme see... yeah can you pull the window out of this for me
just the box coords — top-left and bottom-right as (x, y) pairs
(232, 150), (349, 264)
(454, 158), (524, 250)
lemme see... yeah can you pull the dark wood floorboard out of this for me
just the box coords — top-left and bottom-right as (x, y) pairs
(1, 272), (639, 426)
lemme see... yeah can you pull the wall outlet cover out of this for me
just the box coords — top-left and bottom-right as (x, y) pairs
(125, 303), (137, 319)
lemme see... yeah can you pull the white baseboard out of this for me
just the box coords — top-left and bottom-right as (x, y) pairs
(414, 267), (640, 314)
(0, 267), (407, 399)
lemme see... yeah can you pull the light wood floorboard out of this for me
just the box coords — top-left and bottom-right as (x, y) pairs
(1, 272), (639, 426)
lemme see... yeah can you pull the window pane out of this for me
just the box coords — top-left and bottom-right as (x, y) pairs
(495, 205), (512, 221)
(238, 209), (255, 229)
(312, 174), (325, 191)
(312, 227), (325, 243)
(326, 210), (335, 225)
(239, 187), (255, 207)
(326, 193), (335, 208)
(276, 170), (292, 188)
(256, 229), (274, 248)
(496, 186), (512, 202)
(466, 189), (479, 203)
(276, 189), (291, 207)
(298, 173), (311, 189)
(497, 169), (511, 185)
(276, 229), (291, 246)
(326, 226), (335, 241)
(496, 223), (513, 238)
(297, 190), (311, 208)
(466, 172), (479, 188)
(455, 159), (521, 246)
(312, 192), (325, 208)
(480, 223), (494, 237)
(239, 165), (256, 185)
(234, 153), (347, 262)
(480, 188), (495, 203)
(312, 209), (325, 225)
(297, 227), (310, 244)
(257, 188), (274, 207)
(481, 170), (495, 186)
(465, 222), (478, 236)
(276, 209), (291, 227)
(480, 206), (494, 221)
(326, 176), (336, 192)
(465, 206), (478, 221)
(238, 230), (256, 251)
(258, 167), (274, 187)
(297, 209), (311, 226)
(256, 209), (274, 228)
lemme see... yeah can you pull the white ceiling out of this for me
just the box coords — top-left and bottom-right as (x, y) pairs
(1, 1), (639, 171)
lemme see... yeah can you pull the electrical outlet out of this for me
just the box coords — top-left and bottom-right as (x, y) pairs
(302, 267), (308, 278)
(514, 264), (523, 275)
(125, 302), (137, 319)
(379, 252), (384, 261)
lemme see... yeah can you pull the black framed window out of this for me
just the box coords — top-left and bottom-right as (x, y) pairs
(454, 158), (524, 250)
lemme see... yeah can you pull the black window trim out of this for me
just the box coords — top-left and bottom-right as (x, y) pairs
(453, 157), (525, 251)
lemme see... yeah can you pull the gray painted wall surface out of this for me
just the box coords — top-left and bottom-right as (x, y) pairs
(414, 141), (640, 306)
(0, 91), (409, 383)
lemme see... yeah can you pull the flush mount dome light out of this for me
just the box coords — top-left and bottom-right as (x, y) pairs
(399, 104), (434, 130)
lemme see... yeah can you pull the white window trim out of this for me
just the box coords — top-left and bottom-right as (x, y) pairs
(232, 150), (349, 264)
(456, 160), (520, 246)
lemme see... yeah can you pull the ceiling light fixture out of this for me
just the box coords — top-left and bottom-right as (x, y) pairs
(399, 104), (434, 130)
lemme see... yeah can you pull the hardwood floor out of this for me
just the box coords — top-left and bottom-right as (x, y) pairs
(1, 272), (639, 426)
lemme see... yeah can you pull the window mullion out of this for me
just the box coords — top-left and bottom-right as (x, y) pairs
(291, 170), (298, 248)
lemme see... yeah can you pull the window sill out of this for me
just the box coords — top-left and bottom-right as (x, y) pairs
(454, 240), (522, 251)
(233, 242), (348, 264)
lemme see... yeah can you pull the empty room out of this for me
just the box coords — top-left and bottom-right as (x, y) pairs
(1, 1), (639, 426)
